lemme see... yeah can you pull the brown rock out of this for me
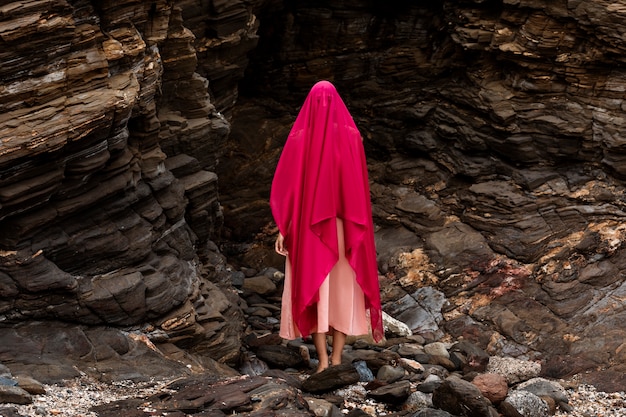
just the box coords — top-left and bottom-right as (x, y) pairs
(472, 373), (508, 404)
(14, 376), (46, 395)
(255, 345), (305, 369)
(433, 376), (496, 417)
(428, 355), (457, 371)
(0, 385), (31, 405)
(345, 349), (401, 374)
(451, 340), (490, 373)
(367, 380), (412, 404)
(242, 276), (277, 296)
(302, 363), (360, 393)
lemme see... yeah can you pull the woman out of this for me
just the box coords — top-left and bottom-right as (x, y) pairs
(270, 80), (384, 373)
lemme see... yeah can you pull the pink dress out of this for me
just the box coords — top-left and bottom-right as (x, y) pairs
(280, 219), (369, 339)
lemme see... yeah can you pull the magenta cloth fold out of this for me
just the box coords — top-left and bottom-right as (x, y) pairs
(270, 80), (384, 342)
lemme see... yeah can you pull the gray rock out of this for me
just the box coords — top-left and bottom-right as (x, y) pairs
(353, 360), (374, 382)
(487, 356), (541, 385)
(397, 343), (425, 357)
(367, 380), (412, 404)
(516, 377), (571, 412)
(418, 374), (444, 393)
(0, 407), (23, 417)
(404, 390), (433, 411)
(301, 363), (360, 394)
(424, 342), (450, 359)
(385, 287), (447, 338)
(383, 311), (413, 337)
(503, 390), (549, 417)
(305, 397), (338, 417)
(0, 378), (17, 387)
(239, 352), (269, 377)
(0, 385), (32, 405)
(376, 364), (405, 383)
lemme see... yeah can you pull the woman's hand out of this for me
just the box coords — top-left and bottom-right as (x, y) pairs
(275, 233), (288, 256)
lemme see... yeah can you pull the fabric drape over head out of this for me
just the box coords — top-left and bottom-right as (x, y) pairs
(270, 80), (384, 342)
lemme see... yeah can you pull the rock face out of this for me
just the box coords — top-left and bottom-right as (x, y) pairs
(2, 0), (626, 386)
(0, 0), (258, 376)
(226, 0), (626, 380)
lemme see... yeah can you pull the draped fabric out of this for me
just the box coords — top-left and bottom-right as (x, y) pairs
(270, 80), (384, 342)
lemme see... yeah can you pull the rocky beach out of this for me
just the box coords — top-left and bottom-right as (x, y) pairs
(3, 0), (626, 416)
(3, 377), (626, 417)
(2, 262), (626, 417)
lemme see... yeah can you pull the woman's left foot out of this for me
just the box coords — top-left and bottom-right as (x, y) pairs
(330, 355), (342, 367)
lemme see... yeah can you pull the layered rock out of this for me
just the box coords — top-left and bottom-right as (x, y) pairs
(3, 0), (626, 387)
(0, 0), (258, 377)
(225, 0), (626, 378)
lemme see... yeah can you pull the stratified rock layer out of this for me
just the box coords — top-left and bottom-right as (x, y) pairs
(227, 0), (626, 379)
(3, 0), (626, 385)
(0, 0), (258, 375)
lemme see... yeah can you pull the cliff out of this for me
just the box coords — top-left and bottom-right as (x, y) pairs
(1, 0), (626, 383)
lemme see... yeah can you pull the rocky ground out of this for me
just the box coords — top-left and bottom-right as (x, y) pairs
(2, 262), (626, 417)
(1, 359), (626, 417)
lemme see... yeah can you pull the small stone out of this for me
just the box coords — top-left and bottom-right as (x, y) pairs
(503, 390), (549, 417)
(239, 352), (269, 376)
(306, 397), (337, 417)
(242, 276), (277, 295)
(424, 342), (450, 358)
(413, 408), (455, 416)
(406, 335), (426, 345)
(472, 373), (508, 404)
(245, 306), (273, 317)
(451, 340), (490, 373)
(0, 385), (32, 405)
(0, 407), (23, 417)
(367, 380), (412, 404)
(0, 377), (17, 387)
(397, 343), (425, 357)
(399, 357), (425, 373)
(429, 355), (457, 371)
(403, 390), (432, 411)
(516, 377), (568, 405)
(432, 376), (494, 417)
(376, 365), (405, 383)
(231, 271), (245, 287)
(383, 312), (413, 337)
(487, 356), (541, 384)
(418, 374), (444, 393)
(240, 266), (257, 277)
(353, 360), (374, 382)
(15, 375), (46, 395)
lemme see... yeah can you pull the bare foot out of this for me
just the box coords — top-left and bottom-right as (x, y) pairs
(315, 364), (328, 374)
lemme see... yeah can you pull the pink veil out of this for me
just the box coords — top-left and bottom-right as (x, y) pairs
(270, 80), (384, 342)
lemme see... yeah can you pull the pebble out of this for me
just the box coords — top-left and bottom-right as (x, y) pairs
(553, 384), (626, 417)
(7, 375), (172, 417)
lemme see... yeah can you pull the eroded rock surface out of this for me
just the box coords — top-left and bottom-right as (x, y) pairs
(0, 0), (258, 375)
(2, 0), (626, 394)
(226, 0), (626, 382)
